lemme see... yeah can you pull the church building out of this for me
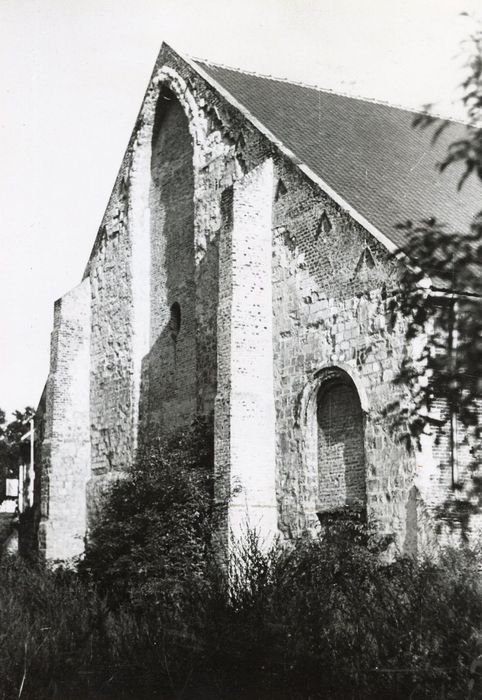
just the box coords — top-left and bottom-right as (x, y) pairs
(32, 43), (480, 560)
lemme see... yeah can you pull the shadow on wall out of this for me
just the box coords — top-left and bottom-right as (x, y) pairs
(137, 87), (219, 447)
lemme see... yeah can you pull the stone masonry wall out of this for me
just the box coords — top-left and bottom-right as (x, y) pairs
(39, 279), (91, 560)
(270, 157), (422, 552)
(79, 47), (271, 535)
(88, 167), (133, 481)
(36, 43), (453, 559)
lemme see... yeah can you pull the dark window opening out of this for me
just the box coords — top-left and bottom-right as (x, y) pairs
(169, 302), (181, 341)
(275, 179), (287, 201)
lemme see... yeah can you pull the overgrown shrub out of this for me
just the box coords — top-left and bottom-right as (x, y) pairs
(241, 533), (482, 698)
(198, 515), (482, 699)
(0, 557), (108, 699)
(2, 424), (482, 698)
(79, 426), (482, 699)
(80, 419), (220, 613)
(0, 555), (207, 699)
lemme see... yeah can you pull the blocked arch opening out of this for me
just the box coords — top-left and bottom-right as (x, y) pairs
(316, 371), (366, 514)
(145, 83), (196, 430)
(298, 366), (368, 529)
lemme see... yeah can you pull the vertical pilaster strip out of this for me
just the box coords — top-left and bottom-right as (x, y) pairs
(129, 128), (152, 446)
(215, 158), (278, 549)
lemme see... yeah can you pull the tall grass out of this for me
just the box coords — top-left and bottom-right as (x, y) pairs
(1, 537), (482, 699)
(2, 425), (482, 698)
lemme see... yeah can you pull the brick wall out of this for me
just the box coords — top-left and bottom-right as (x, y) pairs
(269, 156), (421, 549)
(35, 44), (460, 560)
(317, 381), (365, 511)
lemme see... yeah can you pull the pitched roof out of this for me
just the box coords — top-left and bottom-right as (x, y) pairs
(194, 61), (481, 251)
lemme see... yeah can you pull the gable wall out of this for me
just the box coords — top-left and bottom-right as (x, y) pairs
(81, 48), (276, 535)
(32, 45), (452, 559)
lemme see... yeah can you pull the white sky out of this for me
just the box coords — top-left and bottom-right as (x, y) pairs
(0, 0), (481, 418)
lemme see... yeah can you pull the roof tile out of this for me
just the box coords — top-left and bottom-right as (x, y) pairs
(196, 62), (481, 250)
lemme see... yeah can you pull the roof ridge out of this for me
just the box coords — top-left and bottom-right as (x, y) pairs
(189, 55), (469, 126)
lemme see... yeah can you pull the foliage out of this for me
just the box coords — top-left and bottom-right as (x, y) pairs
(0, 406), (35, 481)
(76, 428), (482, 699)
(388, 26), (482, 523)
(0, 557), (109, 700)
(202, 516), (482, 699)
(2, 513), (482, 699)
(80, 419), (220, 612)
(1, 409), (481, 698)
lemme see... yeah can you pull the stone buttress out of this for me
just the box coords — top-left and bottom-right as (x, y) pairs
(32, 42), (466, 562)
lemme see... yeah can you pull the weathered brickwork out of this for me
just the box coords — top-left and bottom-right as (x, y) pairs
(39, 279), (91, 559)
(268, 156), (420, 549)
(31, 43), (462, 560)
(317, 381), (365, 511)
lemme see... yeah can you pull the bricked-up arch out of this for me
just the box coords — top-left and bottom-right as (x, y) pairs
(297, 365), (368, 529)
(145, 87), (197, 432)
(316, 374), (366, 512)
(127, 63), (211, 457)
